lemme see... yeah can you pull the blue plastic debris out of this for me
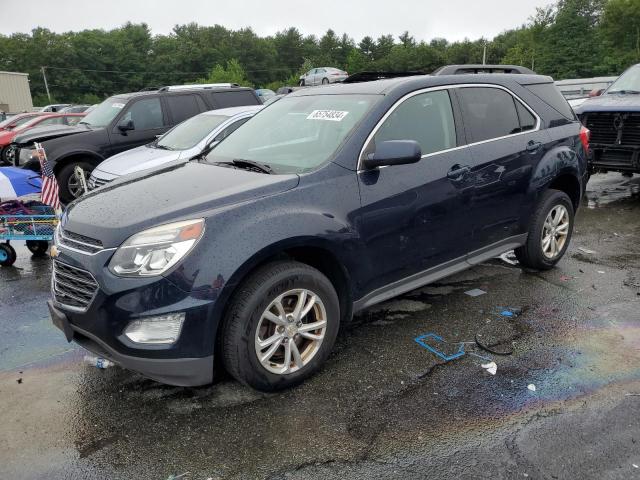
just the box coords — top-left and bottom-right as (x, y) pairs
(500, 310), (515, 317)
(414, 333), (466, 361)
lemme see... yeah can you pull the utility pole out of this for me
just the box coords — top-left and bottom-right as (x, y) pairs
(41, 66), (51, 102)
(482, 43), (487, 65)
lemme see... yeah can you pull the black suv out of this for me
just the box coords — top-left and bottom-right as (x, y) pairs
(48, 67), (589, 391)
(576, 63), (640, 175)
(11, 84), (261, 201)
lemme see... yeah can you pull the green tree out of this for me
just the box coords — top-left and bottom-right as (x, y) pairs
(198, 58), (252, 87)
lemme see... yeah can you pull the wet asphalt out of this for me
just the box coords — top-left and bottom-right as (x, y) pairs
(1, 173), (639, 480)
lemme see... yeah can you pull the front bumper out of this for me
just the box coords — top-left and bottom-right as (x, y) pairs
(49, 301), (213, 386)
(49, 245), (220, 386)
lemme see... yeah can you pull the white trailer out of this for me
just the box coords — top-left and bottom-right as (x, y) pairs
(0, 71), (33, 114)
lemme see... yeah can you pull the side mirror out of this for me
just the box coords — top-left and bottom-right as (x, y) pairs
(362, 140), (422, 169)
(589, 88), (605, 98)
(118, 119), (135, 133)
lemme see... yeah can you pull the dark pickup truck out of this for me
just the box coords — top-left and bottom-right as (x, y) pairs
(575, 63), (640, 175)
(10, 84), (261, 202)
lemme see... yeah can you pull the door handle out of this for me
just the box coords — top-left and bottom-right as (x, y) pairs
(526, 140), (543, 152)
(447, 165), (471, 180)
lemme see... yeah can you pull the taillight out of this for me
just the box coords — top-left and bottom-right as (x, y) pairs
(579, 126), (590, 153)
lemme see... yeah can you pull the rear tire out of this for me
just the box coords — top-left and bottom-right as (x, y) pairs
(57, 161), (94, 203)
(222, 260), (340, 392)
(0, 243), (17, 267)
(515, 189), (574, 270)
(26, 240), (49, 256)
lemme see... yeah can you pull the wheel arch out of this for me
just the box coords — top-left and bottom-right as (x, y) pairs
(212, 238), (354, 368)
(548, 172), (581, 210)
(53, 151), (104, 174)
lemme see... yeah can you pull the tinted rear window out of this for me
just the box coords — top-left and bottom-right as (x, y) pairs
(524, 83), (575, 120)
(210, 90), (260, 108)
(458, 87), (521, 143)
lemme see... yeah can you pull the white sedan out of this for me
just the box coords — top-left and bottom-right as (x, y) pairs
(299, 67), (348, 86)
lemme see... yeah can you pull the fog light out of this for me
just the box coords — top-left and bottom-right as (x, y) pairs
(123, 313), (185, 344)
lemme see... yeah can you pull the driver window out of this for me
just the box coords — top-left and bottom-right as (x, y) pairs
(120, 97), (164, 130)
(366, 90), (457, 158)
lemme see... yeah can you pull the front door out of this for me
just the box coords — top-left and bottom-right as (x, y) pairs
(356, 89), (475, 296)
(109, 96), (167, 157)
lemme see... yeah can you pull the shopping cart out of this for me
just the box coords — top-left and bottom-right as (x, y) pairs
(0, 204), (57, 266)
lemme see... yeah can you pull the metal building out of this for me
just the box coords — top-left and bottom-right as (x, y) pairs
(0, 71), (33, 114)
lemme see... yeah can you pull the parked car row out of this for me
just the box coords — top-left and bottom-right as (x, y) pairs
(47, 65), (589, 393)
(11, 84), (262, 201)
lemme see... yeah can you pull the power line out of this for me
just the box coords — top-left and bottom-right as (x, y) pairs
(44, 65), (298, 75)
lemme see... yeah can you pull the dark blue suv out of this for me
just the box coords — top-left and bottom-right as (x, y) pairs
(48, 67), (589, 391)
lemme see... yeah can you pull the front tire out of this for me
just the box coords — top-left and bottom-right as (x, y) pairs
(57, 161), (94, 203)
(299, 79), (305, 86)
(515, 189), (574, 270)
(26, 240), (49, 256)
(222, 261), (340, 392)
(322, 78), (329, 85)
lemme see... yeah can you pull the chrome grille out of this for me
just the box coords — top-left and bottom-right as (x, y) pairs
(88, 174), (110, 190)
(52, 261), (99, 311)
(57, 228), (103, 254)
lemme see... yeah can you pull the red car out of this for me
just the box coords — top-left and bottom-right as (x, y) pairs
(0, 113), (85, 164)
(0, 112), (46, 132)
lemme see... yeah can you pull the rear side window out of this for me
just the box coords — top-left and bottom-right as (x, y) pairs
(524, 83), (575, 120)
(458, 87), (521, 143)
(515, 101), (537, 132)
(210, 90), (259, 108)
(166, 94), (203, 124)
(371, 90), (457, 156)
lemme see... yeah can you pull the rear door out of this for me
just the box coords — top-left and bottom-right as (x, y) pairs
(165, 93), (208, 125)
(357, 88), (475, 295)
(455, 86), (548, 253)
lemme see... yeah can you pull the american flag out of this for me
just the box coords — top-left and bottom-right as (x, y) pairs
(34, 142), (60, 211)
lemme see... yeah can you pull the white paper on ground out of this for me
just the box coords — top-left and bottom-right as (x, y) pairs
(527, 384), (536, 392)
(465, 288), (487, 297)
(481, 362), (497, 375)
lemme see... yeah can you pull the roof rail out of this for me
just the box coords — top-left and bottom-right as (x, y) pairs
(343, 71), (425, 83)
(158, 83), (240, 92)
(432, 64), (536, 76)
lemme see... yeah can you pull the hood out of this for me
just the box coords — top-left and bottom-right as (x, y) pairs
(13, 124), (93, 145)
(96, 144), (183, 176)
(64, 160), (299, 247)
(575, 93), (640, 115)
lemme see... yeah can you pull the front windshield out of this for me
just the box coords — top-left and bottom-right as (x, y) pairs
(17, 116), (51, 130)
(80, 97), (127, 127)
(206, 94), (379, 173)
(608, 65), (640, 94)
(157, 114), (229, 150)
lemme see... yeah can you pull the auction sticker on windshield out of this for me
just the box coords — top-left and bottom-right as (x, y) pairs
(307, 110), (349, 121)
(112, 103), (125, 109)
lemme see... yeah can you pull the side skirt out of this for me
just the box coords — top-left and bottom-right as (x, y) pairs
(352, 234), (527, 313)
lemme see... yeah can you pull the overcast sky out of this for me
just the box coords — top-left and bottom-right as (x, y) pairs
(1, 0), (553, 42)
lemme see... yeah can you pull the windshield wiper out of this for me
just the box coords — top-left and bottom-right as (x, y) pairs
(608, 90), (640, 95)
(213, 159), (273, 174)
(154, 144), (173, 150)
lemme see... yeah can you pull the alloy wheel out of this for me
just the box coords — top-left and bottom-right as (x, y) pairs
(67, 170), (84, 198)
(541, 204), (570, 259)
(255, 288), (327, 375)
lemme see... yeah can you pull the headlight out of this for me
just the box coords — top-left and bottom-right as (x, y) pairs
(108, 219), (204, 277)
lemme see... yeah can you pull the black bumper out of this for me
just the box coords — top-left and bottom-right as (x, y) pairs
(48, 300), (214, 387)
